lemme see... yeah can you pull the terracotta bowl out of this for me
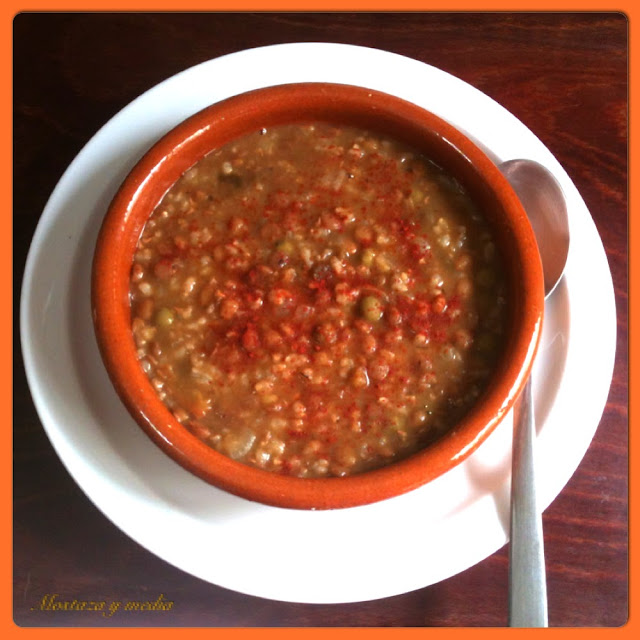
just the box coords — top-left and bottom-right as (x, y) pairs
(92, 82), (544, 510)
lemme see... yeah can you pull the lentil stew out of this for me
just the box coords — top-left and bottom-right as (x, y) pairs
(129, 122), (508, 478)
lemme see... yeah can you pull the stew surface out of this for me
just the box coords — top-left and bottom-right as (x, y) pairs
(130, 123), (507, 477)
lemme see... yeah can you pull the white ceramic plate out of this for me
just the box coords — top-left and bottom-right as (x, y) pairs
(20, 43), (616, 604)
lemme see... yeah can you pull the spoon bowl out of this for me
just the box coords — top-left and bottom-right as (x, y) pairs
(501, 159), (570, 297)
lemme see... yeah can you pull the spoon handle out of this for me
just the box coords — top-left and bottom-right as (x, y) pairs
(509, 377), (549, 627)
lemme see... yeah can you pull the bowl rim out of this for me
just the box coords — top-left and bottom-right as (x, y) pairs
(91, 81), (544, 510)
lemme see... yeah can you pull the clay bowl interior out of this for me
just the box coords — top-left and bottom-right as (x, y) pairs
(92, 82), (544, 510)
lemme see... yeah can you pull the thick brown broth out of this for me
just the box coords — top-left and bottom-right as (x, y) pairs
(129, 122), (507, 477)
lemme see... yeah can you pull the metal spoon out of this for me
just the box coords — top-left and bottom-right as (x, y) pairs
(499, 159), (570, 627)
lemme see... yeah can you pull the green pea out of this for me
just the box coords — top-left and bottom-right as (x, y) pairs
(156, 307), (175, 328)
(410, 188), (425, 206)
(276, 239), (295, 256)
(361, 295), (384, 322)
(361, 248), (375, 267)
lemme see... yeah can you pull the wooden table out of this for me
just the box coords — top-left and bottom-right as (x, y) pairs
(13, 12), (628, 627)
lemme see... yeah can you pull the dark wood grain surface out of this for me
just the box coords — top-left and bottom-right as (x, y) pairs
(13, 12), (628, 627)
